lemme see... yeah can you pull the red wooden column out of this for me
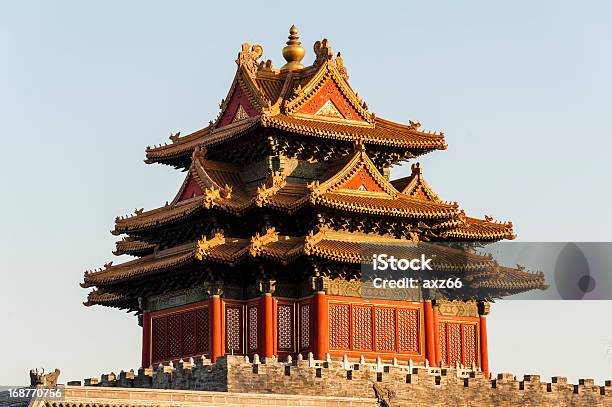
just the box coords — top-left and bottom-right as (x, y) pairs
(314, 291), (329, 360)
(423, 300), (436, 366)
(478, 301), (490, 376)
(480, 315), (489, 376)
(141, 312), (151, 367)
(432, 302), (440, 366)
(211, 295), (222, 362)
(261, 293), (274, 358)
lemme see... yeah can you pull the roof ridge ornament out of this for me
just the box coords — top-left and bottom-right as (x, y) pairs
(191, 145), (208, 162)
(196, 230), (226, 260)
(336, 52), (348, 80)
(281, 25), (305, 72)
(313, 38), (333, 66)
(408, 120), (422, 130)
(255, 171), (287, 207)
(236, 43), (264, 78)
(249, 227), (279, 256)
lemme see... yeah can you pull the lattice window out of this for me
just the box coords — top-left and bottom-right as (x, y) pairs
(182, 311), (196, 356)
(329, 304), (350, 350)
(225, 306), (242, 354)
(152, 317), (167, 363)
(375, 307), (396, 352)
(196, 307), (209, 353)
(248, 306), (258, 352)
(397, 308), (419, 353)
(352, 305), (372, 351)
(462, 324), (477, 367)
(150, 306), (210, 364)
(167, 314), (181, 358)
(300, 304), (310, 350)
(447, 323), (462, 366)
(439, 322), (447, 364)
(277, 304), (293, 351)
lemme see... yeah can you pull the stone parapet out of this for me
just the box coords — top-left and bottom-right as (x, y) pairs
(71, 354), (612, 406)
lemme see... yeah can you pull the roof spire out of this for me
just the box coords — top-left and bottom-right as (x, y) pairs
(281, 25), (305, 72)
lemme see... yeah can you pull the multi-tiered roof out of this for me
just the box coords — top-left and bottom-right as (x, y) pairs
(82, 27), (545, 311)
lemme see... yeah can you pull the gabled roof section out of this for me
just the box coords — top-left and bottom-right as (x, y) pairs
(214, 64), (264, 128)
(113, 148), (238, 235)
(308, 146), (460, 219)
(391, 162), (441, 202)
(389, 163), (516, 241)
(171, 146), (235, 205)
(282, 50), (373, 125)
(310, 144), (398, 197)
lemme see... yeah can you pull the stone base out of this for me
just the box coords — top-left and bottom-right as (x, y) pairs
(21, 387), (375, 407)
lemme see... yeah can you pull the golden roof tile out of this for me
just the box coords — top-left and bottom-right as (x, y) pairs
(442, 217), (515, 241)
(113, 238), (156, 256)
(82, 242), (198, 287)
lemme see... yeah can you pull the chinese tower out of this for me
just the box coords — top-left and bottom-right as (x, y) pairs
(81, 26), (545, 377)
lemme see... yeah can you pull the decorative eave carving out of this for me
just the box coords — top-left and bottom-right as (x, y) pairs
(304, 226), (329, 255)
(436, 300), (479, 317)
(235, 43), (263, 79)
(255, 171), (287, 207)
(249, 227), (279, 257)
(307, 147), (399, 199)
(257, 279), (276, 295)
(478, 301), (491, 316)
(400, 162), (442, 202)
(196, 231), (226, 260)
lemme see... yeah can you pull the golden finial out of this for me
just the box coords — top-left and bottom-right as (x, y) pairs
(281, 25), (305, 72)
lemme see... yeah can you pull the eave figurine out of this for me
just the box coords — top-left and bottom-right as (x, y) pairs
(29, 368), (60, 388)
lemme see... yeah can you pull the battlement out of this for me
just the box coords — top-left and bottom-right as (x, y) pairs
(75, 354), (612, 406)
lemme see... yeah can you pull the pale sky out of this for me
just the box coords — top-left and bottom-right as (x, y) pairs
(1, 1), (611, 385)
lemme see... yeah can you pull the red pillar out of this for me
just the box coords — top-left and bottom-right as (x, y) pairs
(211, 295), (222, 362)
(423, 300), (436, 366)
(432, 302), (440, 366)
(480, 315), (489, 376)
(314, 291), (328, 360)
(141, 312), (151, 367)
(261, 293), (274, 357)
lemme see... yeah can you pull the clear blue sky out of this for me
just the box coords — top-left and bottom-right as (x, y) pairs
(1, 0), (611, 385)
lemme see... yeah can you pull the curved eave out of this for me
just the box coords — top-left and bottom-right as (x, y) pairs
(315, 193), (459, 219)
(110, 193), (462, 239)
(263, 115), (446, 150)
(442, 218), (515, 242)
(473, 266), (547, 292)
(145, 114), (446, 167)
(82, 243), (197, 288)
(113, 239), (156, 256)
(144, 118), (260, 167)
(83, 290), (137, 310)
(113, 198), (204, 235)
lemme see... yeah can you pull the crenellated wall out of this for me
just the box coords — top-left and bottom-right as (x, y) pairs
(77, 354), (612, 407)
